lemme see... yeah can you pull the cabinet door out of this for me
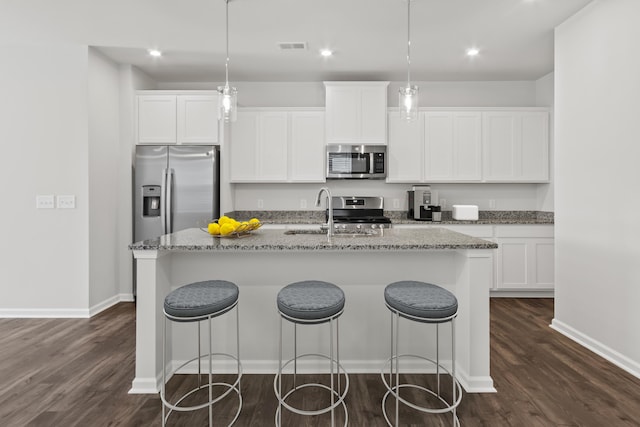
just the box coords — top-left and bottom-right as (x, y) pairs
(424, 112), (482, 181)
(290, 112), (325, 182)
(177, 95), (219, 144)
(325, 86), (359, 143)
(257, 112), (288, 181)
(453, 112), (482, 180)
(483, 111), (549, 182)
(495, 225), (555, 290)
(387, 111), (423, 182)
(520, 112), (549, 181)
(359, 86), (387, 144)
(137, 96), (177, 143)
(324, 82), (388, 144)
(229, 111), (258, 182)
(496, 238), (554, 289)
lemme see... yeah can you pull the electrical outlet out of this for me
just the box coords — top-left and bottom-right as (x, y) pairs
(36, 195), (55, 209)
(300, 199), (307, 209)
(440, 199), (447, 209)
(392, 199), (400, 209)
(257, 199), (264, 209)
(57, 195), (76, 209)
(489, 199), (496, 209)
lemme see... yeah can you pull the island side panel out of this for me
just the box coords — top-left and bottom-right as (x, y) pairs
(130, 250), (171, 394)
(160, 249), (493, 392)
(455, 249), (495, 392)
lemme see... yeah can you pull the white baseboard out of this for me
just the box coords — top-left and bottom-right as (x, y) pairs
(0, 308), (91, 318)
(550, 318), (640, 380)
(167, 358), (496, 394)
(490, 289), (554, 298)
(89, 293), (134, 317)
(0, 293), (135, 319)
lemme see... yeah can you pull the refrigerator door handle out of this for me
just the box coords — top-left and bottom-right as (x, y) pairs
(166, 168), (174, 234)
(160, 168), (168, 235)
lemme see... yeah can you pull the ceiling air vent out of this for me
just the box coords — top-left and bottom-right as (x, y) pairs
(278, 42), (307, 50)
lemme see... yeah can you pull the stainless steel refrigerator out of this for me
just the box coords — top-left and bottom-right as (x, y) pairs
(134, 145), (220, 242)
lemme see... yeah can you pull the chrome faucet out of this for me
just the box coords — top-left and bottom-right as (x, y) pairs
(315, 187), (334, 238)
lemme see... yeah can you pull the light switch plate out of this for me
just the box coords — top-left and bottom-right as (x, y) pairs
(57, 195), (76, 209)
(36, 195), (55, 209)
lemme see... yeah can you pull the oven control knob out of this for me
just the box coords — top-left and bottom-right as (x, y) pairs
(356, 224), (362, 230)
(341, 224), (347, 230)
(371, 224), (377, 229)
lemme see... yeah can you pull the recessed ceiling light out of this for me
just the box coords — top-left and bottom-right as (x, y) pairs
(320, 49), (333, 57)
(466, 48), (479, 57)
(148, 49), (162, 57)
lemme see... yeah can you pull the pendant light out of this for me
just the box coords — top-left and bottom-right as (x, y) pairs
(218, 0), (237, 122)
(399, 0), (419, 121)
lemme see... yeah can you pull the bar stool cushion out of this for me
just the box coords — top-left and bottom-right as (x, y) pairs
(385, 280), (458, 321)
(277, 280), (345, 321)
(164, 280), (239, 319)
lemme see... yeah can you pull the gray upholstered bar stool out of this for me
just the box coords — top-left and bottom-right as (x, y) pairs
(381, 280), (462, 427)
(273, 280), (349, 427)
(161, 280), (242, 427)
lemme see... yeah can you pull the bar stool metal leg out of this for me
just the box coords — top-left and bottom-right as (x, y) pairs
(273, 280), (349, 427)
(160, 280), (242, 427)
(381, 280), (462, 427)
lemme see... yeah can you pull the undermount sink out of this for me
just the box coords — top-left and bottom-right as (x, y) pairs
(284, 228), (382, 237)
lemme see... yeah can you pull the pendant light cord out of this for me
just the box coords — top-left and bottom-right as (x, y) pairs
(406, 0), (411, 86)
(225, 0), (230, 87)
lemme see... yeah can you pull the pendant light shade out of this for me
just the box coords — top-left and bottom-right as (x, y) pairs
(399, 0), (419, 121)
(218, 0), (237, 122)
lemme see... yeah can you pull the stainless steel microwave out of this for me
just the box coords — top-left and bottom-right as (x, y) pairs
(326, 145), (386, 179)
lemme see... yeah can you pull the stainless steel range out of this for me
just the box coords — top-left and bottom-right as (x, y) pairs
(326, 196), (392, 231)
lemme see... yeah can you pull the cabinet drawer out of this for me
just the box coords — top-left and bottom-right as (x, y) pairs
(494, 225), (554, 238)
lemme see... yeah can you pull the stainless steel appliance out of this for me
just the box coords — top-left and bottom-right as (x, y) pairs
(134, 145), (220, 242)
(408, 185), (440, 221)
(326, 196), (392, 230)
(326, 145), (386, 179)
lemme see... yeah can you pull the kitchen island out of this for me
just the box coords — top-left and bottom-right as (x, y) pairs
(130, 226), (498, 395)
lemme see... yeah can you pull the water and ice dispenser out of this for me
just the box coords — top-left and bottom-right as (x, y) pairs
(142, 185), (161, 217)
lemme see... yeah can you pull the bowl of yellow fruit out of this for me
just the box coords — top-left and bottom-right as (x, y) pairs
(206, 216), (261, 238)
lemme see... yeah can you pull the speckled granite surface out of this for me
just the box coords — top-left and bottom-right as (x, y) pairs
(130, 227), (498, 251)
(226, 210), (554, 225)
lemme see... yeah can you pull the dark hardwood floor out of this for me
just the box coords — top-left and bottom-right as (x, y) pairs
(1, 299), (639, 426)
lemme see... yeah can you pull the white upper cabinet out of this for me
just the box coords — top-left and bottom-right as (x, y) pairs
(324, 82), (389, 145)
(289, 111), (326, 182)
(137, 95), (176, 143)
(424, 111), (482, 182)
(482, 111), (549, 182)
(387, 110), (482, 183)
(386, 111), (423, 182)
(230, 109), (325, 183)
(137, 93), (219, 144)
(176, 95), (219, 143)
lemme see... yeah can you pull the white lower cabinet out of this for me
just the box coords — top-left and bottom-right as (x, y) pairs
(398, 223), (555, 293)
(230, 109), (325, 183)
(494, 225), (554, 291)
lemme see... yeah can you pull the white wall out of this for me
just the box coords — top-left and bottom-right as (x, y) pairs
(160, 80), (538, 108)
(553, 0), (640, 377)
(536, 72), (555, 211)
(0, 44), (90, 315)
(118, 66), (157, 297)
(88, 48), (124, 309)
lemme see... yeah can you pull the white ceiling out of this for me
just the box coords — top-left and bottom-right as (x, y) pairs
(3, 0), (594, 83)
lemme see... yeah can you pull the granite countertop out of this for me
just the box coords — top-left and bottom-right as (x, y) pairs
(130, 227), (498, 252)
(226, 210), (554, 225)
